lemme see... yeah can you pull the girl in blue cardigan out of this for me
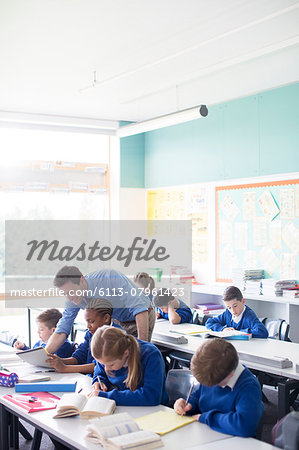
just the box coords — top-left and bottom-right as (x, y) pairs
(89, 326), (168, 406)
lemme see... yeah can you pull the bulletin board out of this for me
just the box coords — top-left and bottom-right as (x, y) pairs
(216, 179), (299, 282)
(147, 185), (209, 264)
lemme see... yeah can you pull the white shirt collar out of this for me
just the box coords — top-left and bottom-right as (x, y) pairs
(224, 362), (245, 390)
(232, 305), (246, 324)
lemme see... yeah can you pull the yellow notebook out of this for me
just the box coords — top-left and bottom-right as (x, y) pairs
(135, 410), (195, 435)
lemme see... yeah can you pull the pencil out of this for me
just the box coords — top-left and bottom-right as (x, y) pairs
(185, 381), (194, 406)
(97, 375), (104, 390)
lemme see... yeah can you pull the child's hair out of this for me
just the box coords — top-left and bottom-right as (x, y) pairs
(91, 327), (141, 391)
(153, 288), (174, 308)
(133, 272), (155, 293)
(86, 298), (113, 318)
(36, 308), (62, 329)
(190, 338), (239, 387)
(223, 285), (243, 302)
(54, 265), (83, 287)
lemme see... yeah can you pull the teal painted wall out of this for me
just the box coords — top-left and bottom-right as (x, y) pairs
(120, 133), (145, 188)
(142, 83), (299, 188)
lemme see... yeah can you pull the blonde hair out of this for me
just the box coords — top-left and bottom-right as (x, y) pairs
(91, 327), (141, 391)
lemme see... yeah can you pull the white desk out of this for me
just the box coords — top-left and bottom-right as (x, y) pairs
(186, 436), (280, 450)
(152, 320), (299, 419)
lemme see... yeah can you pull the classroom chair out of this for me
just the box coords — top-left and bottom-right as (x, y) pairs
(262, 318), (291, 341)
(192, 310), (200, 325)
(165, 369), (198, 408)
(167, 351), (192, 370)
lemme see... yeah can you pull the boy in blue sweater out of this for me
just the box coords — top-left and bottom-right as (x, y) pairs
(206, 286), (268, 338)
(153, 288), (193, 324)
(89, 326), (168, 406)
(14, 309), (72, 358)
(174, 338), (263, 437)
(47, 299), (121, 374)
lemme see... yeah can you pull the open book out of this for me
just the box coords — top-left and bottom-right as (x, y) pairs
(54, 393), (116, 419)
(170, 324), (251, 340)
(86, 412), (163, 449)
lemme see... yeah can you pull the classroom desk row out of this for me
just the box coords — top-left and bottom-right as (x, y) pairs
(0, 343), (279, 450)
(152, 320), (299, 419)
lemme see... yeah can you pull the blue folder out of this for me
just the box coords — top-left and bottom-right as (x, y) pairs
(15, 381), (77, 393)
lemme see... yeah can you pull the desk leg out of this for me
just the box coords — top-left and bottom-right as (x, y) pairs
(31, 429), (42, 450)
(0, 404), (9, 450)
(278, 379), (299, 420)
(12, 415), (19, 449)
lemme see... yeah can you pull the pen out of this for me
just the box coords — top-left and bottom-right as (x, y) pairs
(77, 388), (83, 394)
(185, 381), (194, 406)
(97, 376), (104, 390)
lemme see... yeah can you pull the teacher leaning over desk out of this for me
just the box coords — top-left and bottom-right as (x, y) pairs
(45, 265), (155, 354)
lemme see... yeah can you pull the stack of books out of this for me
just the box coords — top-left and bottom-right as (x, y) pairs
(244, 270), (264, 295)
(195, 303), (225, 315)
(275, 280), (298, 297)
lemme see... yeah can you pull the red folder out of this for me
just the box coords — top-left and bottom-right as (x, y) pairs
(2, 391), (60, 413)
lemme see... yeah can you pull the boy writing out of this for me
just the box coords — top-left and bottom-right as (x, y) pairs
(14, 308), (73, 358)
(153, 288), (193, 324)
(174, 338), (264, 437)
(206, 286), (268, 338)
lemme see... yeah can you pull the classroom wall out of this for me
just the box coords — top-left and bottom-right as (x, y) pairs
(120, 133), (145, 188)
(142, 83), (299, 188)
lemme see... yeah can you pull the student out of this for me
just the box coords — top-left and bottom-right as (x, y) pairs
(206, 286), (268, 338)
(174, 338), (263, 437)
(153, 288), (193, 324)
(47, 299), (120, 374)
(133, 272), (155, 300)
(89, 326), (168, 406)
(46, 266), (154, 354)
(14, 308), (73, 358)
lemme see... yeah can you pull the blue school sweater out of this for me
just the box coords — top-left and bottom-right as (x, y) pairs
(205, 306), (268, 338)
(158, 299), (193, 323)
(188, 366), (263, 437)
(72, 322), (122, 365)
(93, 339), (168, 406)
(23, 339), (73, 358)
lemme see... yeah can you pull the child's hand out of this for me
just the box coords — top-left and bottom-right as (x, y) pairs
(225, 327), (235, 331)
(14, 340), (25, 350)
(156, 312), (161, 319)
(46, 354), (65, 372)
(192, 414), (201, 421)
(174, 398), (192, 415)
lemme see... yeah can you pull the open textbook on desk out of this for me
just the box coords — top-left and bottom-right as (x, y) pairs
(86, 412), (163, 449)
(54, 393), (116, 419)
(169, 324), (252, 340)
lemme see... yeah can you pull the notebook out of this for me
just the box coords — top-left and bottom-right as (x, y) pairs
(86, 412), (163, 449)
(170, 324), (251, 340)
(16, 347), (51, 368)
(2, 391), (59, 413)
(135, 410), (195, 435)
(54, 393), (116, 419)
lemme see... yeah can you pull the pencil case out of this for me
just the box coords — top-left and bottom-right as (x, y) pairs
(0, 371), (19, 387)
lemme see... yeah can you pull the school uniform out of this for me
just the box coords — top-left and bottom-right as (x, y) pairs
(205, 305), (268, 338)
(72, 321), (122, 365)
(23, 339), (73, 358)
(93, 339), (168, 406)
(158, 299), (193, 323)
(188, 363), (263, 437)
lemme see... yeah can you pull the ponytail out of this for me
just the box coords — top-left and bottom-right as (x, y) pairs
(91, 327), (141, 391)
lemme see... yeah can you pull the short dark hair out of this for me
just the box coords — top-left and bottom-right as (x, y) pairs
(153, 288), (174, 308)
(191, 338), (239, 387)
(133, 272), (155, 292)
(223, 285), (243, 302)
(54, 266), (83, 288)
(36, 308), (62, 329)
(86, 298), (113, 317)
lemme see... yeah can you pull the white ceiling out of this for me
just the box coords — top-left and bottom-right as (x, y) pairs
(0, 0), (299, 123)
